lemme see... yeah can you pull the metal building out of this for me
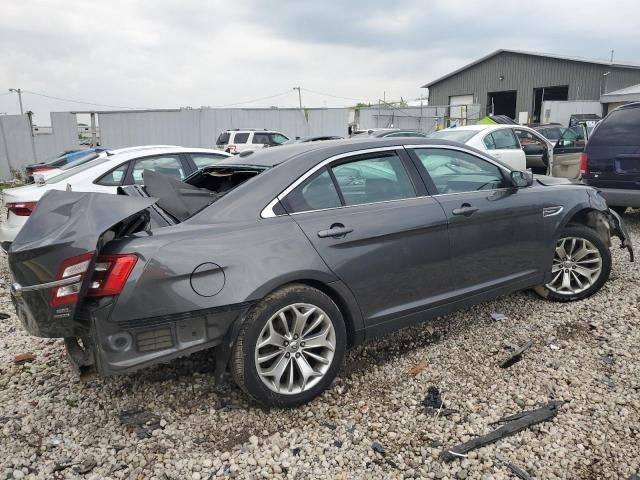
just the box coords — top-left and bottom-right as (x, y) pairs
(423, 49), (640, 123)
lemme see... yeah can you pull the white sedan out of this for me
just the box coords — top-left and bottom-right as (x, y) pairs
(428, 124), (553, 172)
(1, 145), (232, 245)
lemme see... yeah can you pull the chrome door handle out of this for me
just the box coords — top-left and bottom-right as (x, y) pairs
(452, 204), (479, 216)
(317, 224), (353, 238)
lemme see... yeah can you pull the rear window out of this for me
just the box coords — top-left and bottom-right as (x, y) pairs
(216, 132), (230, 145)
(590, 108), (640, 146)
(428, 129), (477, 144)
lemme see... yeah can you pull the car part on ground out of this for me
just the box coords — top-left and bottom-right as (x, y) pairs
(6, 138), (634, 407)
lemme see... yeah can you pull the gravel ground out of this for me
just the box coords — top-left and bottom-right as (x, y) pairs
(1, 212), (639, 480)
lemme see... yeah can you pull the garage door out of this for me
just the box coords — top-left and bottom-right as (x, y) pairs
(449, 95), (474, 124)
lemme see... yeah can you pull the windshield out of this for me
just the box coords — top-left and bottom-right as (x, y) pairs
(428, 129), (477, 143)
(45, 155), (112, 184)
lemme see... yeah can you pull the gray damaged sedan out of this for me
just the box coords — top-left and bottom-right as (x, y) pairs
(8, 138), (634, 407)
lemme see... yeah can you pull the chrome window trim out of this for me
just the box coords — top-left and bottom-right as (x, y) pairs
(288, 195), (434, 216)
(260, 144), (516, 218)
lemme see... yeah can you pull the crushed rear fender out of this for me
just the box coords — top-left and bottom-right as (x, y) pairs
(8, 190), (157, 337)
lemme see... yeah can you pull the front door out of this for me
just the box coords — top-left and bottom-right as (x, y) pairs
(552, 125), (585, 179)
(281, 148), (451, 325)
(408, 146), (546, 296)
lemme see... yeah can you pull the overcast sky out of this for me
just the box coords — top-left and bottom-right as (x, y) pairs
(1, 0), (639, 124)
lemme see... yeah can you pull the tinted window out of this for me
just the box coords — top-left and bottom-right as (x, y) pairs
(252, 133), (289, 145)
(233, 133), (250, 144)
(590, 108), (640, 146)
(331, 153), (415, 206)
(489, 129), (519, 149)
(191, 153), (228, 169)
(96, 163), (128, 186)
(286, 169), (341, 212)
(415, 148), (507, 194)
(216, 132), (230, 145)
(131, 155), (184, 185)
(428, 129), (477, 143)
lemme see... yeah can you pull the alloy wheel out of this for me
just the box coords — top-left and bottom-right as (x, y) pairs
(255, 303), (336, 395)
(546, 236), (603, 295)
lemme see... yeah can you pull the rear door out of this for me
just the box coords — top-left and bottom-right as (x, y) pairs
(551, 125), (585, 178)
(408, 146), (546, 295)
(514, 128), (550, 171)
(584, 107), (640, 190)
(482, 128), (526, 170)
(281, 147), (451, 326)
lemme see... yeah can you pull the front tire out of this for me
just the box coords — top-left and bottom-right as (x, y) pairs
(231, 284), (346, 407)
(534, 225), (611, 302)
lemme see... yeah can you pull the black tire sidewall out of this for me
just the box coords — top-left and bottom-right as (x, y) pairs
(234, 285), (346, 408)
(543, 225), (612, 302)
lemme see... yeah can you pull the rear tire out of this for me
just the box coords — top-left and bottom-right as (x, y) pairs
(534, 225), (611, 302)
(231, 284), (346, 407)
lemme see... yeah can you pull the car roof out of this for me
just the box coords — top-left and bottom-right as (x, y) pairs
(215, 137), (478, 168)
(440, 124), (513, 132)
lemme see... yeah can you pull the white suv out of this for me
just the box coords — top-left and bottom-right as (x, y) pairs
(216, 129), (289, 154)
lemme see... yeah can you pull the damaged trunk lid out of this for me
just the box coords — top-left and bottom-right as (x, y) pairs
(8, 190), (156, 337)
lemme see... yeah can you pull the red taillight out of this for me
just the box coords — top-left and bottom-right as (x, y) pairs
(87, 254), (137, 297)
(7, 201), (38, 217)
(580, 152), (588, 175)
(50, 251), (95, 306)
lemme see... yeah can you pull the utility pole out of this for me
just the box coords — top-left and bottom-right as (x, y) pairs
(8, 88), (24, 114)
(293, 86), (302, 110)
(610, 49), (615, 64)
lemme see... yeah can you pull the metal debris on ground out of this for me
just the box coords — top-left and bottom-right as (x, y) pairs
(0, 313), (10, 320)
(490, 312), (507, 321)
(499, 340), (533, 368)
(118, 407), (160, 439)
(440, 401), (562, 462)
(14, 352), (35, 364)
(423, 385), (444, 414)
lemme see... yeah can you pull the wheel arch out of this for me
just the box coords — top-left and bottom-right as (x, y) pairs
(560, 207), (611, 245)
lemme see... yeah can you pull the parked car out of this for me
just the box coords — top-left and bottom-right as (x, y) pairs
(429, 125), (545, 171)
(285, 135), (343, 144)
(581, 102), (640, 213)
(0, 146), (231, 246)
(7, 139), (633, 407)
(529, 124), (566, 144)
(368, 129), (428, 138)
(216, 129), (289, 154)
(25, 148), (107, 183)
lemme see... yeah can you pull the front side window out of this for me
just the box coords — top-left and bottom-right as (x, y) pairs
(253, 133), (289, 145)
(414, 148), (507, 194)
(96, 162), (128, 186)
(331, 153), (415, 206)
(233, 132), (250, 144)
(130, 155), (184, 185)
(489, 129), (520, 149)
(557, 125), (585, 149)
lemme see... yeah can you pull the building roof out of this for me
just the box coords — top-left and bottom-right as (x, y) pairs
(600, 83), (640, 103)
(422, 49), (640, 88)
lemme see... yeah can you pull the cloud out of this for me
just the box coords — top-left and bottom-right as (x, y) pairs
(0, 0), (639, 123)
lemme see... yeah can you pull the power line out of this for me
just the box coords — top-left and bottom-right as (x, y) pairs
(300, 87), (366, 103)
(211, 90), (293, 108)
(22, 90), (141, 109)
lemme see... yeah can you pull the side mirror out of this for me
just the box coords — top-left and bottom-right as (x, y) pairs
(510, 170), (533, 188)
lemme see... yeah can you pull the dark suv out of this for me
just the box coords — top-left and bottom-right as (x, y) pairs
(582, 103), (640, 212)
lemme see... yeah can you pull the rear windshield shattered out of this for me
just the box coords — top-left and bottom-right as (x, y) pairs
(142, 166), (265, 221)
